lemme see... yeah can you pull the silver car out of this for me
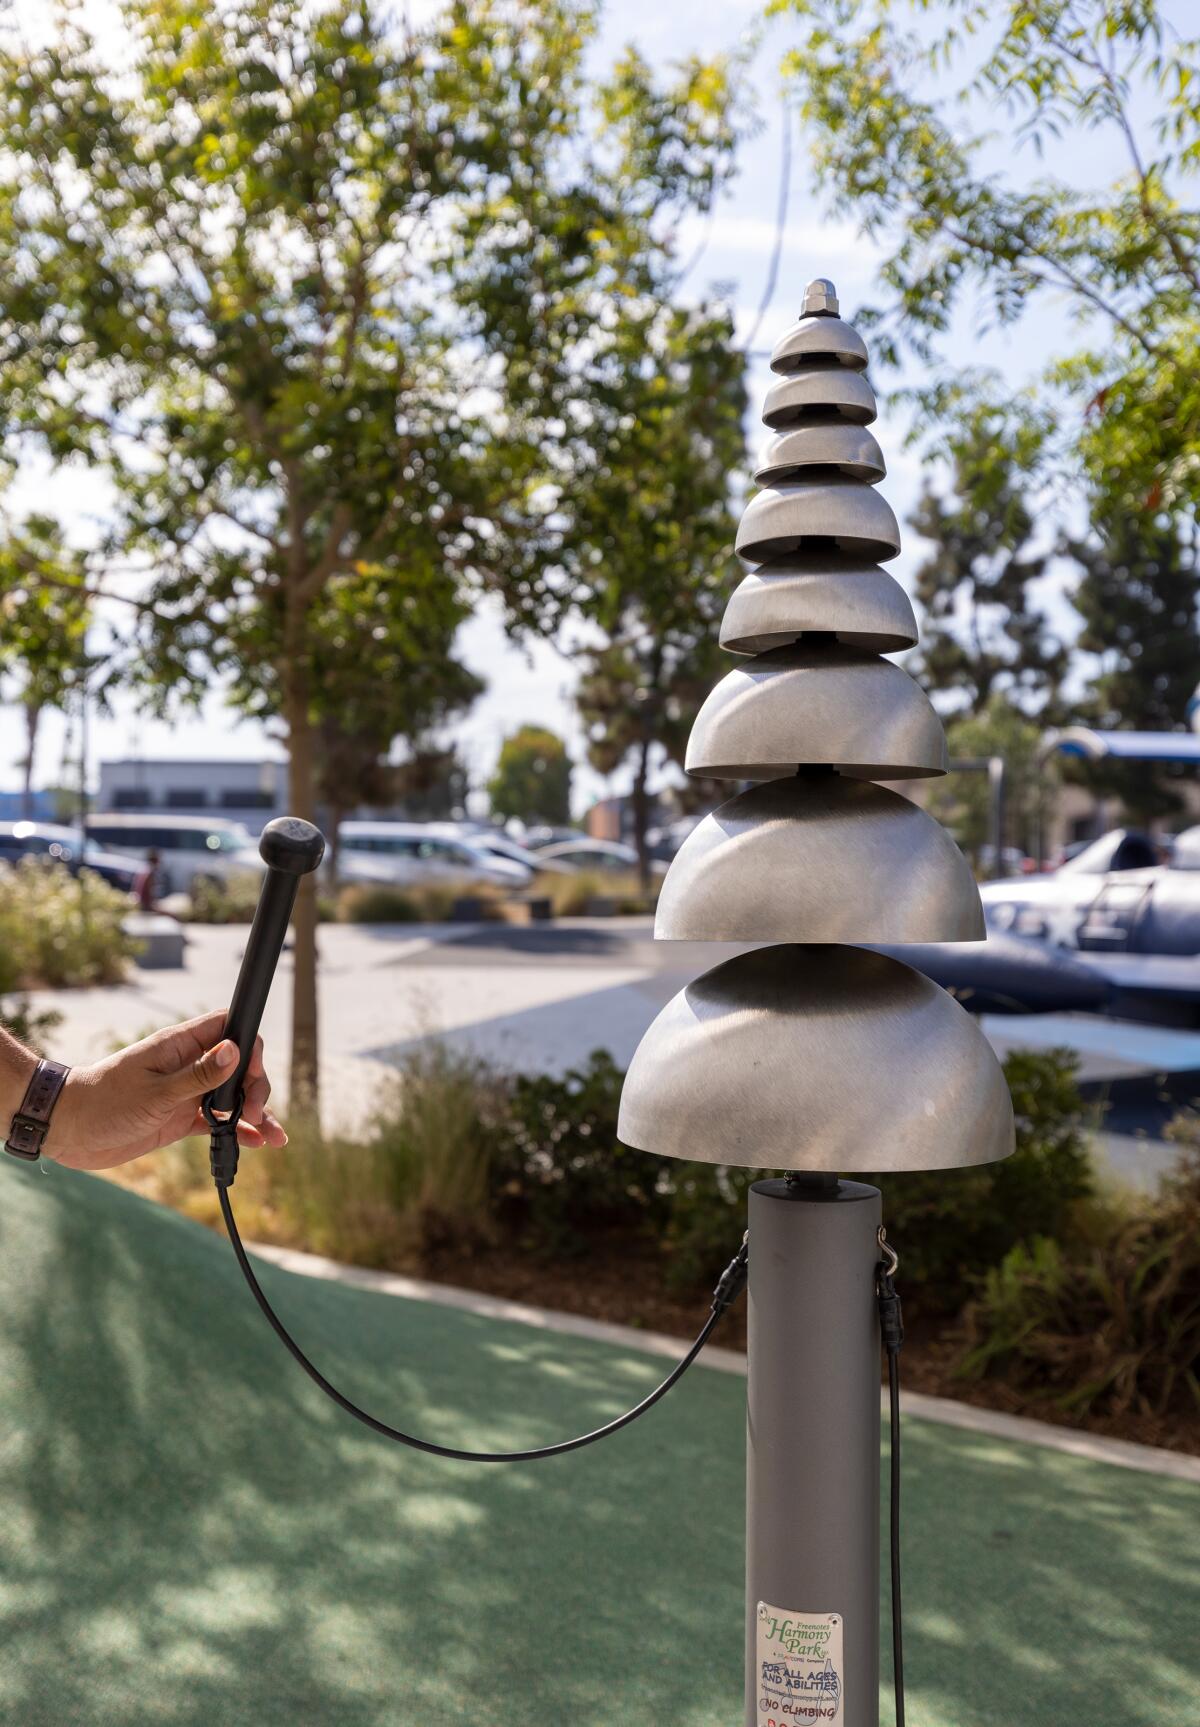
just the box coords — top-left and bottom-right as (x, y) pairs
(336, 822), (531, 890)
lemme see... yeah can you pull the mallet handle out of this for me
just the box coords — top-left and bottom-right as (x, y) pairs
(206, 816), (325, 1117)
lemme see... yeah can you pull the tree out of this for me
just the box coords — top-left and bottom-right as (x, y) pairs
(0, 517), (92, 817)
(389, 747), (471, 822)
(778, 1), (1200, 836)
(0, 0), (738, 1112)
(926, 695), (1049, 863)
(231, 562), (482, 880)
(776, 0), (1200, 520)
(488, 726), (572, 827)
(909, 402), (1066, 718)
(1063, 511), (1200, 823)
(568, 303), (746, 884)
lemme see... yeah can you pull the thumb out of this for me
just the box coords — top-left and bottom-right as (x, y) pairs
(166, 1038), (240, 1101)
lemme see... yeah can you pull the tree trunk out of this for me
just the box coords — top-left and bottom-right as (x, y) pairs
(21, 699), (41, 820)
(632, 734), (652, 893)
(283, 621), (321, 1124)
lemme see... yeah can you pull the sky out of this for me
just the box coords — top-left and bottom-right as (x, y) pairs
(0, 0), (1178, 815)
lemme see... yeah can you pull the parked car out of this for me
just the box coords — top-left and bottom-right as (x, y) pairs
(426, 823), (575, 875)
(533, 838), (668, 877)
(0, 821), (140, 893)
(1055, 828), (1167, 875)
(976, 844), (1032, 877)
(85, 814), (262, 895)
(523, 825), (589, 851)
(336, 822), (532, 890)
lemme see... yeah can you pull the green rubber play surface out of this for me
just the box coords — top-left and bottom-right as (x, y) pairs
(0, 1160), (1196, 1726)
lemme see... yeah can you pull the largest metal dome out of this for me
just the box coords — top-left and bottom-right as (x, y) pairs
(617, 280), (1014, 1173)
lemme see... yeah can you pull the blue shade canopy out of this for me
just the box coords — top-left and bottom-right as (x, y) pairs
(1050, 727), (1200, 763)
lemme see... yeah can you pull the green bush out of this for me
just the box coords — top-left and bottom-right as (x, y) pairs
(188, 871), (267, 924)
(0, 999), (63, 1051)
(108, 1043), (1094, 1325)
(189, 872), (336, 924)
(335, 882), (423, 923)
(540, 869), (659, 918)
(491, 1050), (668, 1255)
(335, 881), (499, 923)
(0, 859), (136, 988)
(956, 1136), (1200, 1418)
(872, 1048), (1095, 1314)
(238, 1043), (502, 1265)
(663, 1163), (763, 1288)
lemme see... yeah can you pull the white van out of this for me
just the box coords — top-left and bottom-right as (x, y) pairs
(85, 814), (263, 895)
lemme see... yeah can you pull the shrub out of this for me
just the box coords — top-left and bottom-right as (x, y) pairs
(0, 999), (63, 1051)
(663, 1163), (764, 1289)
(491, 1049), (667, 1255)
(105, 1044), (1095, 1325)
(956, 1137), (1200, 1418)
(540, 869), (658, 917)
(0, 859), (136, 987)
(188, 871), (268, 924)
(872, 1048), (1095, 1314)
(247, 1043), (500, 1265)
(336, 881), (504, 923)
(336, 883), (424, 923)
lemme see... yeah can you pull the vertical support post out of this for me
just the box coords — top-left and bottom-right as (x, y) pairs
(745, 1177), (882, 1727)
(987, 753), (1006, 880)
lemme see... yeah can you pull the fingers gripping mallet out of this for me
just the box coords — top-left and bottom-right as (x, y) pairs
(202, 817), (325, 1186)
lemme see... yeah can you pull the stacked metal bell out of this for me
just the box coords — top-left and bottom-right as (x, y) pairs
(617, 279), (1014, 1174)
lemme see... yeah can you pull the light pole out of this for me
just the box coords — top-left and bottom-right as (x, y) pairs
(617, 279), (1015, 1727)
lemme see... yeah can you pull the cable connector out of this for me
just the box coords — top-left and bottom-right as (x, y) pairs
(711, 1233), (750, 1316)
(876, 1226), (904, 1356)
(202, 1091), (242, 1189)
(208, 1123), (240, 1189)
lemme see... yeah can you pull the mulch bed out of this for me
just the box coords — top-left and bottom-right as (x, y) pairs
(422, 1234), (1200, 1461)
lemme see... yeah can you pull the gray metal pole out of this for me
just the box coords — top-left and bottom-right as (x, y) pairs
(746, 1177), (882, 1727)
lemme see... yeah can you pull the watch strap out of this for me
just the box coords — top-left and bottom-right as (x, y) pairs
(5, 1059), (71, 1162)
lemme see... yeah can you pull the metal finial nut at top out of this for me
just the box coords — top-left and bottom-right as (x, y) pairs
(802, 278), (839, 317)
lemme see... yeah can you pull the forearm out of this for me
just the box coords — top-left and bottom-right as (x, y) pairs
(0, 1027), (40, 1129)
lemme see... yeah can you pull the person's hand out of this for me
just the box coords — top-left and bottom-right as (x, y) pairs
(44, 1011), (288, 1171)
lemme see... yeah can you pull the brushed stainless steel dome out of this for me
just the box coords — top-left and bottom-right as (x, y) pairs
(654, 775), (984, 944)
(755, 421), (885, 485)
(769, 315), (869, 373)
(763, 368), (877, 427)
(720, 560), (917, 655)
(616, 944), (1014, 1171)
(685, 643), (947, 781)
(736, 477), (901, 562)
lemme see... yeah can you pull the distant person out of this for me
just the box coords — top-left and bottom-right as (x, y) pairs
(134, 848), (161, 910)
(0, 1013), (285, 1169)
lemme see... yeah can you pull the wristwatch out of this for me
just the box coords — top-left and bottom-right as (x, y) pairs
(5, 1059), (71, 1161)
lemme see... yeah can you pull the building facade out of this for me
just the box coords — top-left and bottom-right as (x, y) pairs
(97, 759), (285, 830)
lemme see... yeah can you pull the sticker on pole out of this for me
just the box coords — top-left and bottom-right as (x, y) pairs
(756, 1602), (844, 1724)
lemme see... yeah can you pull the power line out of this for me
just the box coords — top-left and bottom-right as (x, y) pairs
(741, 97), (793, 355)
